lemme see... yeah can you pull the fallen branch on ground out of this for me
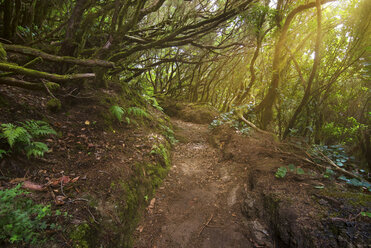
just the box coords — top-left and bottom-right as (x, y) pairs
(198, 213), (213, 236)
(317, 150), (363, 181)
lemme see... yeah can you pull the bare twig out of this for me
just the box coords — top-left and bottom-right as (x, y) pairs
(85, 207), (99, 224)
(42, 79), (58, 99)
(318, 150), (363, 180)
(60, 177), (67, 198)
(198, 213), (214, 236)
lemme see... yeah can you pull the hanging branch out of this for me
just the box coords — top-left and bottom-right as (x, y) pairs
(0, 62), (95, 82)
(0, 77), (44, 90)
(2, 44), (115, 68)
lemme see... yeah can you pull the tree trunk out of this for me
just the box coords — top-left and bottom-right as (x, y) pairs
(60, 0), (89, 56)
(283, 0), (322, 138)
(258, 0), (332, 129)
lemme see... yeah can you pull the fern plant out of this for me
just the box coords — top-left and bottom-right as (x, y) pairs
(110, 105), (151, 125)
(127, 107), (150, 119)
(110, 105), (125, 122)
(0, 120), (56, 159)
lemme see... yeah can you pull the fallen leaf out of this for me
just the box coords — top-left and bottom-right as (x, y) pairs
(48, 175), (71, 187)
(61, 175), (71, 184)
(55, 195), (66, 205)
(71, 176), (80, 183)
(85, 120), (90, 125)
(10, 178), (27, 184)
(136, 226), (144, 232)
(148, 198), (156, 213)
(23, 181), (46, 191)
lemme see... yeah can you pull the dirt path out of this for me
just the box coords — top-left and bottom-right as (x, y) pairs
(134, 119), (253, 248)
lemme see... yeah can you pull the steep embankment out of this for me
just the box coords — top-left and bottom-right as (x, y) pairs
(134, 118), (371, 248)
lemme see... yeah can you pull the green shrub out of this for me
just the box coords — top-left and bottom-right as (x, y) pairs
(0, 184), (55, 244)
(0, 120), (56, 158)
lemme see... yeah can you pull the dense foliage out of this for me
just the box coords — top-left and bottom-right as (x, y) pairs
(0, 0), (369, 166)
(0, 184), (57, 244)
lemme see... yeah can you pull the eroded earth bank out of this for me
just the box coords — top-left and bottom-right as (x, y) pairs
(134, 118), (370, 248)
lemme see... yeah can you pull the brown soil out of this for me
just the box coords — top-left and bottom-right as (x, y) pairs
(0, 85), (170, 247)
(134, 119), (253, 248)
(134, 120), (371, 248)
(1, 84), (369, 247)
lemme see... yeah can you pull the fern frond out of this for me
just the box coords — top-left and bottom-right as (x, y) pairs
(25, 142), (49, 158)
(110, 105), (125, 122)
(1, 124), (30, 147)
(0, 149), (7, 159)
(143, 95), (164, 111)
(128, 107), (150, 119)
(21, 120), (56, 137)
(125, 117), (131, 124)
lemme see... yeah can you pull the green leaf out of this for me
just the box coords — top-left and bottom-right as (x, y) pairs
(314, 185), (325, 189)
(296, 168), (305, 175)
(347, 178), (363, 187)
(0, 149), (7, 159)
(1, 124), (30, 147)
(21, 120), (56, 137)
(338, 175), (349, 182)
(361, 212), (371, 218)
(110, 105), (125, 122)
(288, 164), (295, 172)
(275, 167), (287, 178)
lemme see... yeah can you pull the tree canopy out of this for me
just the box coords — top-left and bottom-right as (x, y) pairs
(0, 0), (370, 165)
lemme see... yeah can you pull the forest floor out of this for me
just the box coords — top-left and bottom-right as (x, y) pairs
(134, 118), (254, 248)
(134, 117), (371, 248)
(0, 84), (369, 247)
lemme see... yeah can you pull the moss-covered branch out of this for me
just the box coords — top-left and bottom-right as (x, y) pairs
(0, 77), (44, 90)
(0, 62), (95, 82)
(2, 44), (115, 68)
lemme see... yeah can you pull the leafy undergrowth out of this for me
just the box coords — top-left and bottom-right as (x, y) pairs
(0, 84), (175, 247)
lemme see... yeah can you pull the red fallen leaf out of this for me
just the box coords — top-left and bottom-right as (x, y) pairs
(48, 175), (71, 187)
(22, 181), (46, 191)
(70, 176), (80, 183)
(61, 175), (70, 184)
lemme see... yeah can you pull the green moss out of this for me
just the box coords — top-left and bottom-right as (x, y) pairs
(151, 143), (171, 167)
(320, 189), (371, 207)
(46, 98), (61, 112)
(112, 152), (171, 246)
(70, 224), (93, 248)
(45, 81), (60, 90)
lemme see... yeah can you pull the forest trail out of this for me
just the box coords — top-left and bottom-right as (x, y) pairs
(134, 118), (253, 248)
